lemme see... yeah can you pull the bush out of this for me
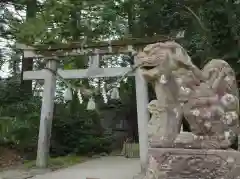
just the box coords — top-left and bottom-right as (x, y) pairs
(50, 98), (114, 156)
(0, 97), (41, 157)
(0, 80), (114, 159)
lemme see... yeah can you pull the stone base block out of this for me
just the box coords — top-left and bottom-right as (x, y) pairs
(147, 148), (240, 179)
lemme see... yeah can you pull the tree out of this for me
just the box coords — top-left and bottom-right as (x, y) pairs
(20, 0), (37, 95)
(1, 0), (240, 160)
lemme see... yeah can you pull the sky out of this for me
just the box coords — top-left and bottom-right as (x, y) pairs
(0, 3), (26, 78)
(0, 39), (10, 78)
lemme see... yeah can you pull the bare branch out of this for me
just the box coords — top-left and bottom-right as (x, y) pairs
(183, 5), (208, 32)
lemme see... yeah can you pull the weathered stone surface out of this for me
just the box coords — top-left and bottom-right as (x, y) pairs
(137, 41), (184, 146)
(137, 41), (239, 149)
(147, 148), (240, 179)
(136, 41), (240, 179)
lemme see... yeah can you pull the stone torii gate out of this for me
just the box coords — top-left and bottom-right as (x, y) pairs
(16, 36), (168, 171)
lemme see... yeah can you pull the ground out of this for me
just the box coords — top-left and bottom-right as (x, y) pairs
(33, 156), (140, 179)
(0, 156), (140, 179)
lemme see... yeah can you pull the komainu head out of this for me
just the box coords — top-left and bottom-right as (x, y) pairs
(136, 41), (195, 80)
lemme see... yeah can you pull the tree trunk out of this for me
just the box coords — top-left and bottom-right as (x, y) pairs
(124, 1), (139, 141)
(20, 0), (37, 95)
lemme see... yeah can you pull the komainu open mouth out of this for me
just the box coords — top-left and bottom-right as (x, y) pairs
(141, 66), (156, 70)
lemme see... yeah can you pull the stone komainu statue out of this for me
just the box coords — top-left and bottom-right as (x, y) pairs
(136, 41), (239, 149)
(136, 41), (240, 179)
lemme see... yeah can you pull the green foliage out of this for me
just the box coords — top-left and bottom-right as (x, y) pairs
(51, 101), (113, 156)
(0, 79), (113, 159)
(0, 78), (40, 153)
(1, 0), (240, 162)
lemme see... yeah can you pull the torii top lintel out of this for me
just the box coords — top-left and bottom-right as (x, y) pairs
(17, 35), (174, 51)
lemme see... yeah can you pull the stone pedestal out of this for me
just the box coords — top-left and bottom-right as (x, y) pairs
(147, 148), (240, 179)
